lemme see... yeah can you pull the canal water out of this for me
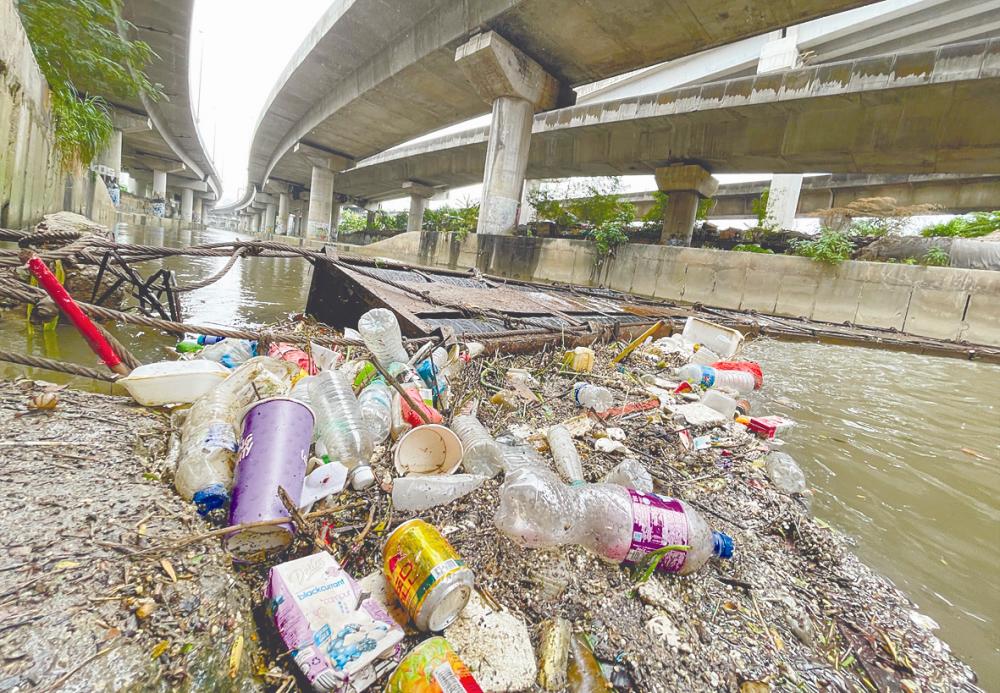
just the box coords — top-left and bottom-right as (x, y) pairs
(1, 225), (998, 684)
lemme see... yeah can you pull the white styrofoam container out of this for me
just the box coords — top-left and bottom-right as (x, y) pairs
(681, 317), (744, 359)
(118, 360), (229, 406)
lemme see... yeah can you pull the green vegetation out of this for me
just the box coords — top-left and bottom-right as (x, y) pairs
(751, 188), (773, 229)
(921, 247), (950, 266)
(846, 217), (908, 237)
(338, 210), (367, 234)
(920, 211), (1000, 239)
(731, 243), (774, 254)
(641, 191), (714, 224)
(792, 228), (854, 264)
(371, 210), (408, 232)
(529, 179), (636, 258)
(17, 0), (162, 166)
(424, 202), (479, 241)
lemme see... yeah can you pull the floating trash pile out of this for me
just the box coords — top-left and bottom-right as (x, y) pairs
(112, 310), (976, 692)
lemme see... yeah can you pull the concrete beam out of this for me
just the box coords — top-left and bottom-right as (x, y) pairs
(292, 142), (353, 174)
(455, 31), (561, 110)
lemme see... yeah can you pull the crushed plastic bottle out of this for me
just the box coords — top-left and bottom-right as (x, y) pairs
(358, 308), (408, 366)
(494, 465), (733, 576)
(358, 379), (392, 444)
(451, 415), (504, 477)
(573, 382), (613, 413)
(601, 458), (654, 493)
(174, 357), (297, 512)
(676, 364), (755, 394)
(199, 338), (257, 369)
(547, 424), (584, 485)
(765, 451), (808, 495)
(391, 474), (487, 511)
(309, 370), (375, 490)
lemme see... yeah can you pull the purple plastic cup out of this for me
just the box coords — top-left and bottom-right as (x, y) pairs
(225, 397), (315, 562)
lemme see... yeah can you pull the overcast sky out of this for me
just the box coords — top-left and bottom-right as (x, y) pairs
(189, 1), (772, 211)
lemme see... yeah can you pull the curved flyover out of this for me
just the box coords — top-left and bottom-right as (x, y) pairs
(246, 0), (876, 195)
(329, 39), (1000, 201)
(114, 0), (222, 200)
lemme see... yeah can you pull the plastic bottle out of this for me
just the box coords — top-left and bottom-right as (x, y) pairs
(494, 466), (733, 576)
(700, 389), (738, 418)
(567, 632), (613, 692)
(546, 425), (584, 485)
(358, 308), (408, 366)
(391, 474), (487, 512)
(173, 357), (297, 512)
(199, 338), (257, 369)
(175, 339), (204, 354)
(601, 459), (654, 493)
(415, 357), (449, 407)
(765, 452), (808, 495)
(309, 370), (376, 490)
(676, 364), (755, 394)
(358, 379), (392, 444)
(451, 415), (504, 477)
(573, 382), (613, 414)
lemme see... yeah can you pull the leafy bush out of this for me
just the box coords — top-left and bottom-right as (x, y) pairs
(338, 209), (367, 234)
(751, 188), (772, 229)
(920, 212), (1000, 239)
(731, 243), (774, 254)
(847, 217), (908, 237)
(921, 247), (950, 266)
(529, 179), (635, 257)
(792, 228), (853, 264)
(425, 202), (479, 241)
(18, 0), (162, 166)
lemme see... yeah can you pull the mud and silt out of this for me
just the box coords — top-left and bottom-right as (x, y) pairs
(0, 341), (980, 691)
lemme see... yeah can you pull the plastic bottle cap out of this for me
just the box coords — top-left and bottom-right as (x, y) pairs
(351, 466), (376, 491)
(712, 531), (735, 560)
(192, 484), (229, 516)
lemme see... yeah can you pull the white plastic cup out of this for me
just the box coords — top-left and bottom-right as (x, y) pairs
(394, 424), (465, 476)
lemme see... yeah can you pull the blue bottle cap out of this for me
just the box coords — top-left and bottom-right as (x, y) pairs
(193, 484), (229, 516)
(712, 531), (735, 559)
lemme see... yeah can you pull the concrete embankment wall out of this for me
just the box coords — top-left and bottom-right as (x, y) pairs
(0, 0), (116, 230)
(332, 232), (1000, 348)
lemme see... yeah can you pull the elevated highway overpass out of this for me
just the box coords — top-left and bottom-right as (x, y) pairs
(230, 0), (877, 235)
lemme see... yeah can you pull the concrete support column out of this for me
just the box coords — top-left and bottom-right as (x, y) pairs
(192, 197), (204, 224)
(407, 195), (429, 234)
(180, 188), (194, 222)
(264, 202), (277, 235)
(307, 165), (335, 239)
(276, 193), (290, 235)
(251, 213), (261, 234)
(329, 200), (342, 243)
(456, 32), (560, 236)
(655, 164), (719, 246)
(758, 30), (802, 231)
(365, 209), (376, 231)
(151, 169), (167, 218)
(97, 129), (123, 206)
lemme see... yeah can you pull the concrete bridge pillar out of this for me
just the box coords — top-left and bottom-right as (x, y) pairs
(307, 165), (335, 239)
(655, 164), (719, 245)
(180, 188), (194, 222)
(456, 31), (560, 236)
(758, 31), (803, 230)
(277, 192), (290, 235)
(193, 196), (204, 224)
(251, 213), (261, 234)
(152, 169), (167, 217)
(403, 181), (435, 234)
(264, 202), (277, 235)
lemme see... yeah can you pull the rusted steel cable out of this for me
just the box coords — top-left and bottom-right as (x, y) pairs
(0, 349), (120, 382)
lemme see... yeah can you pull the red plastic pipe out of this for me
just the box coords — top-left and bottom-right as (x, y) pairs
(23, 253), (127, 374)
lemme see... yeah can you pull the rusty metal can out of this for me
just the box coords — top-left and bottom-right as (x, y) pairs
(384, 637), (483, 693)
(383, 519), (473, 632)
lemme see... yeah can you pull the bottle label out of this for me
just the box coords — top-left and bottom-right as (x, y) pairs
(203, 423), (238, 453)
(697, 367), (715, 389)
(626, 490), (689, 573)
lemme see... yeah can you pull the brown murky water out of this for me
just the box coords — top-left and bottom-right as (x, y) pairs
(1, 225), (998, 685)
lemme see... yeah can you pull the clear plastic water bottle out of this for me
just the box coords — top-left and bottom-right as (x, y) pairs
(309, 370), (375, 490)
(494, 466), (734, 576)
(199, 338), (257, 369)
(765, 452), (808, 495)
(358, 308), (408, 366)
(451, 415), (504, 477)
(601, 458), (654, 493)
(358, 379), (392, 444)
(677, 364), (755, 394)
(174, 358), (292, 512)
(391, 474), (487, 512)
(546, 424), (584, 485)
(573, 382), (613, 413)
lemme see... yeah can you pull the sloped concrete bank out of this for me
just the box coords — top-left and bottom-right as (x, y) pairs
(330, 232), (1000, 348)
